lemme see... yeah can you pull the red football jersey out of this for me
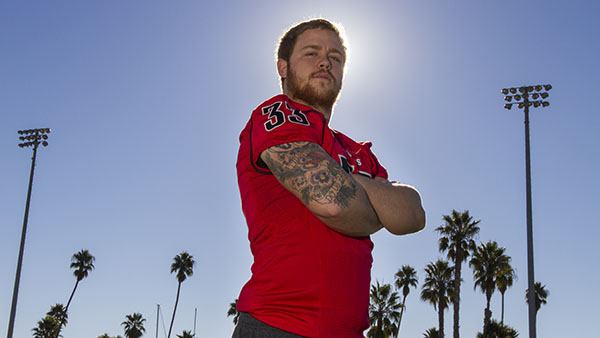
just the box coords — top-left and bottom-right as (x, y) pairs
(236, 95), (388, 338)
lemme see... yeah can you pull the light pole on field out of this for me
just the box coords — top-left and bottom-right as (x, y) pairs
(7, 128), (51, 338)
(501, 85), (551, 338)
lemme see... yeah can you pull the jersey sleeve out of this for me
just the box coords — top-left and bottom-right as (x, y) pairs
(249, 96), (326, 172)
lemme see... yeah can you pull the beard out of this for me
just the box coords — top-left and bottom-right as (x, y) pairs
(286, 66), (342, 113)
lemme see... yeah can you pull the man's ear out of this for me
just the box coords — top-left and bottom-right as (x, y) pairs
(277, 59), (288, 79)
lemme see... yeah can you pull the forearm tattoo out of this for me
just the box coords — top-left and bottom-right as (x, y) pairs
(262, 142), (357, 208)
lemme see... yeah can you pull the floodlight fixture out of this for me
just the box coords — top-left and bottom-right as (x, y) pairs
(16, 128), (51, 148)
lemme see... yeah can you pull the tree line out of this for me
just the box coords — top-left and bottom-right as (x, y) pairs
(32, 210), (549, 337)
(364, 209), (549, 338)
(31, 250), (197, 338)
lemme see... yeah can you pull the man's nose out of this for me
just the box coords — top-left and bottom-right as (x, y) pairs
(318, 56), (331, 70)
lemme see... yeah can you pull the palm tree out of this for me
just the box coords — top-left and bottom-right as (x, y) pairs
(47, 303), (68, 338)
(421, 259), (454, 338)
(32, 316), (61, 338)
(168, 251), (195, 338)
(65, 249), (95, 313)
(476, 319), (519, 338)
(227, 299), (239, 325)
(121, 313), (146, 338)
(469, 241), (511, 335)
(525, 281), (549, 314)
(367, 281), (402, 338)
(423, 327), (440, 338)
(394, 265), (418, 337)
(436, 209), (480, 338)
(495, 264), (516, 323)
(176, 330), (194, 338)
(98, 334), (122, 338)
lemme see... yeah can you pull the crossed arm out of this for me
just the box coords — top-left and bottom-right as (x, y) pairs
(260, 141), (425, 237)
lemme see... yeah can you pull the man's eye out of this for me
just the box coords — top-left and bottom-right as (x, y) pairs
(331, 55), (342, 63)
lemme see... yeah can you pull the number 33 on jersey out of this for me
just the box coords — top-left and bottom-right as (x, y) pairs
(262, 101), (310, 131)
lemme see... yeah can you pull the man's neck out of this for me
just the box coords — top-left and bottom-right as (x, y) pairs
(284, 93), (332, 123)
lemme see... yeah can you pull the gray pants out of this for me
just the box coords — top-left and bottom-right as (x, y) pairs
(232, 312), (305, 338)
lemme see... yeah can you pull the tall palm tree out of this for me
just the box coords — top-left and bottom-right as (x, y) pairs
(32, 316), (61, 338)
(65, 249), (95, 313)
(525, 281), (549, 314)
(436, 209), (480, 338)
(421, 260), (454, 338)
(469, 241), (511, 335)
(367, 281), (402, 338)
(98, 334), (122, 338)
(47, 303), (68, 338)
(495, 264), (516, 323)
(176, 330), (194, 338)
(121, 313), (146, 338)
(168, 251), (195, 338)
(394, 265), (418, 337)
(227, 299), (239, 325)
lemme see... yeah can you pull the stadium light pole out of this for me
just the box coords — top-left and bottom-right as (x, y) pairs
(6, 128), (51, 338)
(501, 85), (551, 338)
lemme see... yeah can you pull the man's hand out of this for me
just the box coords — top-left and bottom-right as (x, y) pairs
(260, 142), (382, 237)
(353, 175), (425, 235)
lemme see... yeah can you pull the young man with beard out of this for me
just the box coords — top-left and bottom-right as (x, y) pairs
(234, 19), (426, 338)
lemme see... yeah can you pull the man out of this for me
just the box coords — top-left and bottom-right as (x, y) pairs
(234, 19), (425, 338)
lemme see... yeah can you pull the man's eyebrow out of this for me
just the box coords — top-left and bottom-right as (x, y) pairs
(300, 45), (344, 55)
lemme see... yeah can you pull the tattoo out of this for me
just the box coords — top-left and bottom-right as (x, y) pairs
(262, 142), (357, 208)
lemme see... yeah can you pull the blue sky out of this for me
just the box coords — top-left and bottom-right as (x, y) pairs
(1, 1), (598, 337)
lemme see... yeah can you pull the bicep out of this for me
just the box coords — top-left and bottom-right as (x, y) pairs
(259, 141), (358, 216)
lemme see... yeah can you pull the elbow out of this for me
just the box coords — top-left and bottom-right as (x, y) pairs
(387, 206), (426, 236)
(385, 184), (426, 235)
(310, 203), (345, 220)
(408, 190), (426, 233)
(414, 206), (426, 232)
(311, 201), (379, 237)
(408, 204), (426, 234)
